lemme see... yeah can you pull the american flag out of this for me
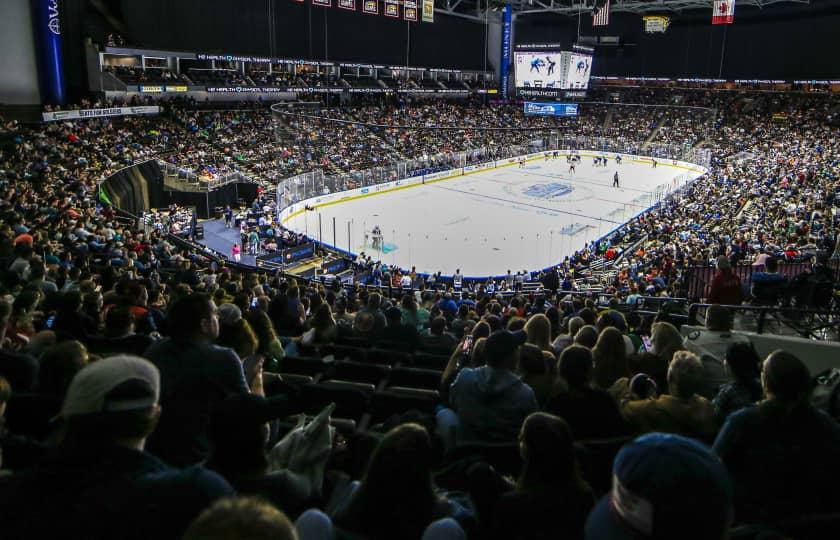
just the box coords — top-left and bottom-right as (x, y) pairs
(592, 0), (610, 26)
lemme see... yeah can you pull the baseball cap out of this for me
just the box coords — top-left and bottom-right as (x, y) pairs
(485, 329), (527, 361)
(61, 355), (160, 417)
(585, 433), (733, 540)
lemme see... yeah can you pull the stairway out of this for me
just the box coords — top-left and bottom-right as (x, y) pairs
(643, 117), (667, 149)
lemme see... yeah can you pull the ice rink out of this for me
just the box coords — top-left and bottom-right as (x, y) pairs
(282, 156), (705, 277)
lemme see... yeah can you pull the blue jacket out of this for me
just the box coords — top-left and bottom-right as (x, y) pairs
(450, 366), (538, 443)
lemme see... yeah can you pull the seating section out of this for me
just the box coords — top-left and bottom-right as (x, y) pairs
(271, 340), (445, 431)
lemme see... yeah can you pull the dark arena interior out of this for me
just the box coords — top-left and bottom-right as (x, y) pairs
(2, 0), (840, 538)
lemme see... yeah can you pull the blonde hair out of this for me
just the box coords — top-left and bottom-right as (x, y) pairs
(652, 321), (684, 364)
(525, 314), (552, 352)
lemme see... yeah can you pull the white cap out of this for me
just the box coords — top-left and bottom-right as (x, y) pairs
(61, 355), (160, 417)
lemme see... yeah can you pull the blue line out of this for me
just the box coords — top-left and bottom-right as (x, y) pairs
(430, 184), (622, 225)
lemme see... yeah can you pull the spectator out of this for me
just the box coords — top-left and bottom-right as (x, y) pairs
(381, 306), (420, 349)
(205, 394), (308, 516)
(0, 376), (10, 468)
(684, 304), (751, 398)
(524, 313), (553, 354)
(440, 329), (538, 447)
(708, 256), (743, 305)
(0, 299), (39, 393)
(714, 350), (840, 525)
(592, 327), (631, 391)
(553, 316), (584, 355)
(545, 345), (629, 440)
(0, 355), (234, 539)
(439, 293), (458, 318)
(421, 316), (457, 352)
(633, 321), (684, 391)
(585, 433), (733, 540)
(489, 413), (595, 540)
(183, 496), (299, 540)
(245, 309), (285, 371)
(711, 342), (763, 424)
(335, 423), (467, 540)
(38, 340), (89, 402)
(573, 325), (599, 349)
(750, 256), (787, 304)
(216, 304), (259, 359)
(95, 305), (156, 356)
(306, 303), (338, 345)
(358, 292), (387, 337)
(620, 351), (717, 442)
(143, 294), (250, 466)
(516, 343), (556, 406)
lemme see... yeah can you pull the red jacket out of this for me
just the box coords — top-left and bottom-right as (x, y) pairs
(708, 270), (743, 305)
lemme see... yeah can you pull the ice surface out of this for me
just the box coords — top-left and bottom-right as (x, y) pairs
(282, 157), (702, 277)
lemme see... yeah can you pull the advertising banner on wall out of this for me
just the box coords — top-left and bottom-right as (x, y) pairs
(422, 0), (434, 22)
(404, 0), (418, 21)
(363, 0), (379, 14)
(42, 106), (161, 122)
(384, 0), (400, 17)
(500, 4), (512, 99)
(34, 0), (66, 105)
(523, 102), (579, 117)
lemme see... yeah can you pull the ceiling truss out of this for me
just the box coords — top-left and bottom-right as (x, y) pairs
(436, 0), (811, 21)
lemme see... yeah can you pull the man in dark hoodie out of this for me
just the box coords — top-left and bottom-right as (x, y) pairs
(438, 330), (538, 449)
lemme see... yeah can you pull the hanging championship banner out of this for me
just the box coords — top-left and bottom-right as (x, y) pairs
(384, 0), (400, 17)
(642, 15), (670, 33)
(312, 0), (331, 6)
(338, 0), (355, 9)
(363, 0), (378, 13)
(404, 0), (418, 21)
(422, 0), (434, 22)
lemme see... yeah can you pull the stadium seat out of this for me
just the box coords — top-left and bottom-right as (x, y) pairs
(335, 335), (371, 348)
(375, 339), (414, 353)
(299, 382), (374, 424)
(387, 366), (443, 391)
(751, 279), (788, 306)
(281, 356), (330, 376)
(446, 441), (522, 477)
(275, 373), (315, 387)
(330, 361), (391, 387)
(319, 344), (368, 363)
(411, 352), (451, 371)
(369, 388), (440, 423)
(576, 436), (633, 496)
(366, 348), (412, 366)
(420, 345), (456, 357)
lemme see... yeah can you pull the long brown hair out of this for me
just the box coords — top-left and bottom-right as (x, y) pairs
(592, 327), (630, 389)
(517, 412), (589, 493)
(342, 423), (440, 539)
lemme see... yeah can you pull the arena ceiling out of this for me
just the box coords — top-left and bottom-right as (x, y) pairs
(437, 0), (813, 21)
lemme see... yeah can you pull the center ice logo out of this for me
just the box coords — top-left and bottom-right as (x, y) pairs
(523, 182), (573, 199)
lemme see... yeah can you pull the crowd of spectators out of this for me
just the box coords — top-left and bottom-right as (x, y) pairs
(0, 86), (838, 538)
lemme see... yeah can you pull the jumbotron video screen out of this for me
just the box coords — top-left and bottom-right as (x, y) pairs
(514, 50), (593, 91)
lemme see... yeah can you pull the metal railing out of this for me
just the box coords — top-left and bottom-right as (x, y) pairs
(157, 160), (258, 191)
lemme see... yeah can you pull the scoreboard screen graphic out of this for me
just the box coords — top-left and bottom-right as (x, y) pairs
(514, 50), (593, 93)
(515, 52), (564, 90)
(565, 52), (592, 90)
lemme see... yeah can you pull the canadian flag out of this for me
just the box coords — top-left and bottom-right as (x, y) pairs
(712, 0), (735, 24)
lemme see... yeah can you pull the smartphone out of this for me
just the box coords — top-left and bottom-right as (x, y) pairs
(641, 336), (652, 352)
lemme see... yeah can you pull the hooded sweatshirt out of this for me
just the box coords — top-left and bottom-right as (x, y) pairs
(450, 366), (538, 444)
